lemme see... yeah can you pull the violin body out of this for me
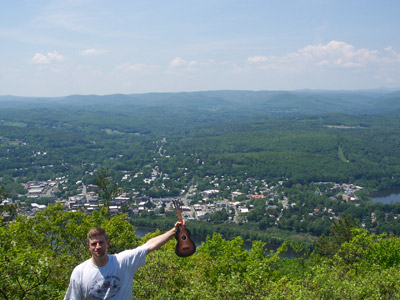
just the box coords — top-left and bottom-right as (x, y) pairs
(175, 225), (196, 257)
(172, 199), (196, 257)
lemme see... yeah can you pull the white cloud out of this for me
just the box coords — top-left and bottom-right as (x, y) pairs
(170, 57), (187, 68)
(299, 40), (378, 68)
(383, 46), (400, 63)
(80, 48), (106, 56)
(170, 57), (198, 68)
(246, 41), (384, 72)
(31, 51), (66, 64)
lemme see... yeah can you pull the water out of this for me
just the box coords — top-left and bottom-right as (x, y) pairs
(135, 227), (159, 238)
(370, 191), (400, 204)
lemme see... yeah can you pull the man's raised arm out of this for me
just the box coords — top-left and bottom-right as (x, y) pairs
(144, 222), (183, 253)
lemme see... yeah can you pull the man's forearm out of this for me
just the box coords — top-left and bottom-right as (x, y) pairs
(145, 227), (176, 253)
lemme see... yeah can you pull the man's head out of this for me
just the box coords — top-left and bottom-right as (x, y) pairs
(87, 227), (110, 259)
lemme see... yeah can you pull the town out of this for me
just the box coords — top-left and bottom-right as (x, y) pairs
(1, 173), (366, 231)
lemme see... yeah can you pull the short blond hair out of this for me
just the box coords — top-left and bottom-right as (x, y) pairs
(87, 227), (108, 243)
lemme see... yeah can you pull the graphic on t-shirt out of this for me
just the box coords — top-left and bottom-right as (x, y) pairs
(88, 276), (121, 299)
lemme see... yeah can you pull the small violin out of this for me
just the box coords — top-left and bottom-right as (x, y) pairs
(172, 200), (196, 257)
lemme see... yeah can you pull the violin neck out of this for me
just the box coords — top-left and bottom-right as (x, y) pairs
(176, 209), (183, 223)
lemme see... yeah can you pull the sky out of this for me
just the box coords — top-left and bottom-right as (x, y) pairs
(1, 0), (400, 97)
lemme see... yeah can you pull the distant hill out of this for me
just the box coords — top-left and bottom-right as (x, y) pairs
(1, 90), (399, 116)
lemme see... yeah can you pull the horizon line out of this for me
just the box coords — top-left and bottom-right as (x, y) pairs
(1, 87), (400, 99)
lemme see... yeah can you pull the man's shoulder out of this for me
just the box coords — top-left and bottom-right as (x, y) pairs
(116, 244), (148, 259)
(72, 258), (92, 273)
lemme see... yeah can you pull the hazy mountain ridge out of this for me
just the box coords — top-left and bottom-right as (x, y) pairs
(1, 90), (399, 116)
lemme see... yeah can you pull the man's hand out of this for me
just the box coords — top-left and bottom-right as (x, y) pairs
(174, 220), (186, 231)
(145, 224), (179, 253)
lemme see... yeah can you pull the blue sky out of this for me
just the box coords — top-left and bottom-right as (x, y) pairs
(1, 0), (399, 97)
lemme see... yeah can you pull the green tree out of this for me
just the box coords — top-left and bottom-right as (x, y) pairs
(0, 185), (7, 202)
(315, 215), (358, 257)
(209, 208), (228, 224)
(0, 185), (17, 222)
(94, 166), (122, 212)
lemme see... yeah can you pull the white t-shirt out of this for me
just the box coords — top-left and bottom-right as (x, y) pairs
(64, 244), (148, 300)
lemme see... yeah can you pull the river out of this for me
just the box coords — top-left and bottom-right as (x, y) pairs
(135, 227), (301, 258)
(370, 190), (400, 204)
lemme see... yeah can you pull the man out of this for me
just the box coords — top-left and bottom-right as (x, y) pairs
(64, 222), (183, 300)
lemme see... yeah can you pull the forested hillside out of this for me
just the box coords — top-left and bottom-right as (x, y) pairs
(1, 90), (399, 190)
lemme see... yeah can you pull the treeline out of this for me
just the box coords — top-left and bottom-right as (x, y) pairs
(2, 205), (400, 299)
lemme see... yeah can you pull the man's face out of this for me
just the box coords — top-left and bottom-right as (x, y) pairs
(87, 235), (109, 258)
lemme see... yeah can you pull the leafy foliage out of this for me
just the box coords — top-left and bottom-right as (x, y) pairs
(315, 215), (358, 256)
(2, 207), (400, 299)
